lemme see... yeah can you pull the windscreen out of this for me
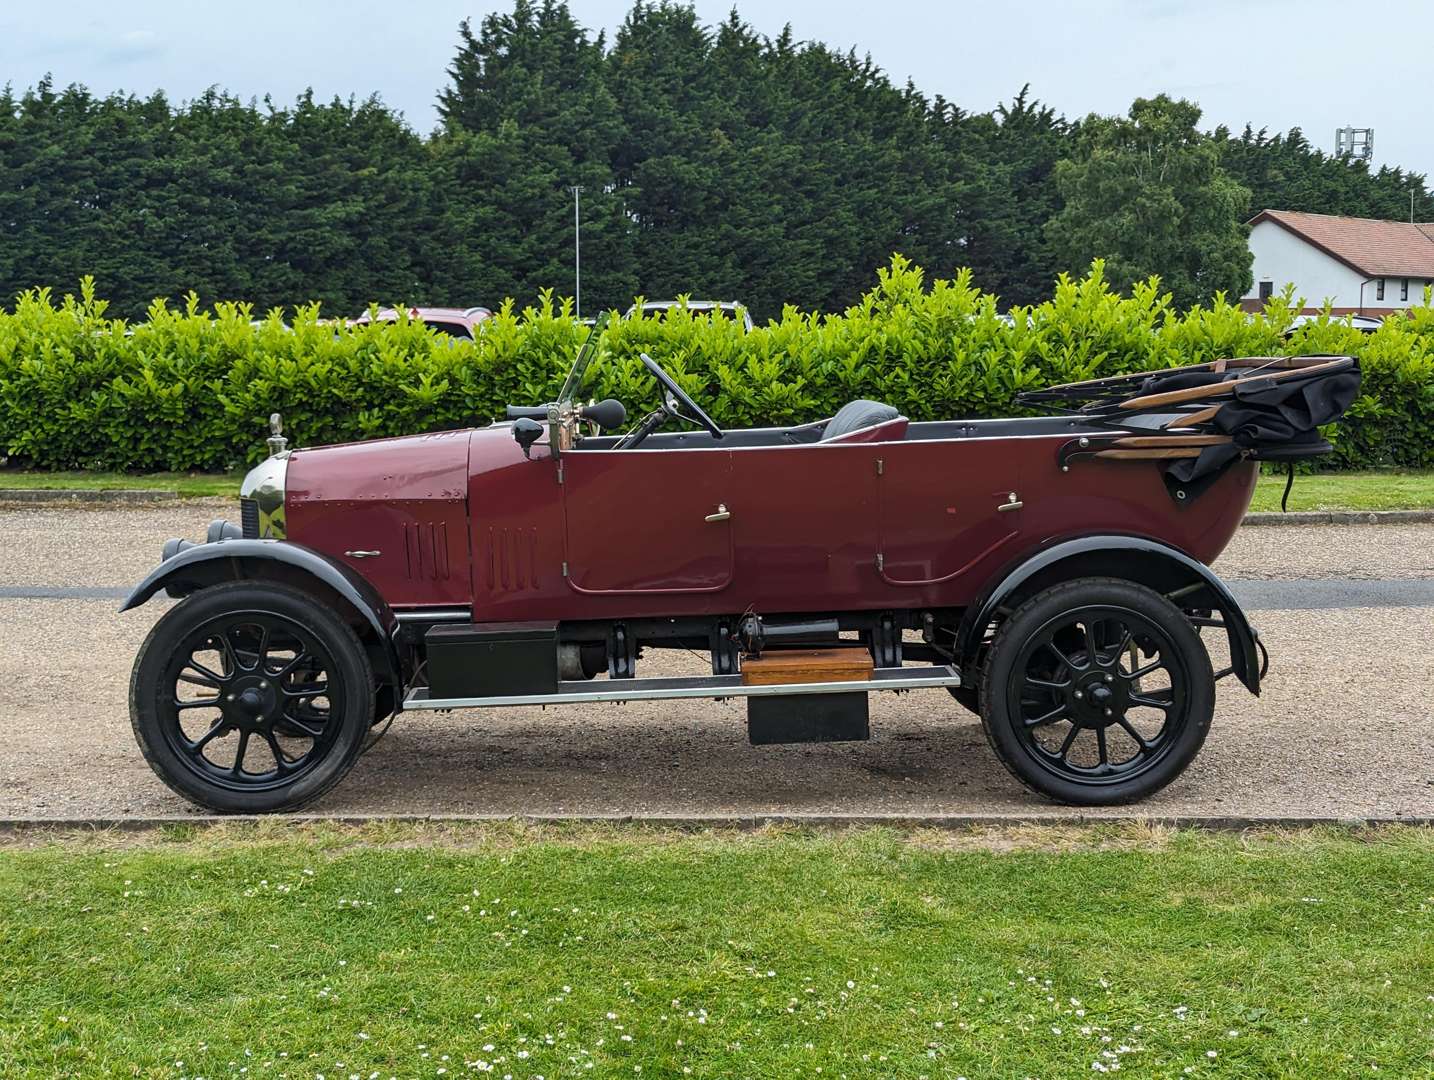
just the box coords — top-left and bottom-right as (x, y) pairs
(558, 312), (610, 404)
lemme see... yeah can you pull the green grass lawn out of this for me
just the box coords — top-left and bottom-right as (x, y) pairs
(1, 823), (1429, 1078)
(0, 469), (242, 498)
(1250, 468), (1434, 513)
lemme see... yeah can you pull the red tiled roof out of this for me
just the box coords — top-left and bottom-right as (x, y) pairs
(1248, 209), (1434, 278)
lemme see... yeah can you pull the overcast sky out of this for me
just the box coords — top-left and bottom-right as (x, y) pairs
(3, 0), (1430, 181)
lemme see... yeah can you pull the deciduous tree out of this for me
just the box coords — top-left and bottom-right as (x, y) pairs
(1047, 95), (1252, 308)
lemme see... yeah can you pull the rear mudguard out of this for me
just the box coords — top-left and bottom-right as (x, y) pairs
(119, 538), (402, 688)
(955, 535), (1263, 694)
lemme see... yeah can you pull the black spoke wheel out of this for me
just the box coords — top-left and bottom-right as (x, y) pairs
(131, 582), (375, 813)
(978, 577), (1214, 805)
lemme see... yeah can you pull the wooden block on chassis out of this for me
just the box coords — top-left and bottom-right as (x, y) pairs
(743, 649), (873, 745)
(740, 647), (874, 686)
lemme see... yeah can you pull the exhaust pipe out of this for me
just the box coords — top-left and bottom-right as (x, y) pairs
(738, 614), (841, 654)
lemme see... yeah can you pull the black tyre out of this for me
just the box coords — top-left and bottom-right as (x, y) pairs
(129, 581), (375, 813)
(978, 577), (1214, 806)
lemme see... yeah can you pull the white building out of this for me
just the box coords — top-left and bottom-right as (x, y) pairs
(1242, 209), (1434, 315)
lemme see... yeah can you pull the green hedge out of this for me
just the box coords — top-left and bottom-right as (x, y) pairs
(1, 258), (1430, 472)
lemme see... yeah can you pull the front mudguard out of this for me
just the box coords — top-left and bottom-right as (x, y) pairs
(120, 537), (403, 690)
(955, 535), (1263, 695)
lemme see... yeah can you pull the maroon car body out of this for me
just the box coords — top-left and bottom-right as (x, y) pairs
(122, 337), (1358, 814)
(282, 418), (1255, 619)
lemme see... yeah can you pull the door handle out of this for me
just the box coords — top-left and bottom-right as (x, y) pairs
(345, 550), (382, 559)
(704, 503), (731, 523)
(997, 493), (1023, 512)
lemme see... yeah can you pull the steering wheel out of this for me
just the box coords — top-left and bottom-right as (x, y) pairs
(640, 352), (724, 440)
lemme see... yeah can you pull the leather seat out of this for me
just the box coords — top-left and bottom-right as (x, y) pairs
(821, 399), (901, 441)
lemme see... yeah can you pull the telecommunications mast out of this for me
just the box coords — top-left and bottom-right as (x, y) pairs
(1335, 126), (1374, 160)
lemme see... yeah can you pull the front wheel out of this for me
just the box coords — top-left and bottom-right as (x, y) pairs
(129, 582), (375, 813)
(978, 577), (1214, 805)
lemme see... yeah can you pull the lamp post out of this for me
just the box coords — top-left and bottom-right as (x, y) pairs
(569, 185), (583, 318)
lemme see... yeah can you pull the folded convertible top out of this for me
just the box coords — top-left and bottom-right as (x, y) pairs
(1018, 355), (1362, 501)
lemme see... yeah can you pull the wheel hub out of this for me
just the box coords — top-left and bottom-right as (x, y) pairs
(225, 675), (279, 730)
(1070, 668), (1128, 727)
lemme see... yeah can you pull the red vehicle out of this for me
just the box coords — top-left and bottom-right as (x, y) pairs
(123, 321), (1359, 812)
(350, 305), (491, 339)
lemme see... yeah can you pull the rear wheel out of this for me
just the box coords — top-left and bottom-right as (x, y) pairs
(129, 582), (374, 813)
(978, 577), (1214, 805)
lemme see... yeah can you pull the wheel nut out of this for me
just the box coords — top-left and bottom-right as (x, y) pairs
(1104, 707), (1112, 716)
(1074, 690), (1083, 700)
(1105, 673), (1113, 683)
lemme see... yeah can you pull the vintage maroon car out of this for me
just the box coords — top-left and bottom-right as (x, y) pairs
(122, 321), (1359, 812)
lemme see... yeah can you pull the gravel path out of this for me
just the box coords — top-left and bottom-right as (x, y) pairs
(0, 499), (232, 588)
(0, 501), (1430, 820)
(1214, 522), (1434, 580)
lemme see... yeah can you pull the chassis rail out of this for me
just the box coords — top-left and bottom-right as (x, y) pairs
(403, 664), (961, 711)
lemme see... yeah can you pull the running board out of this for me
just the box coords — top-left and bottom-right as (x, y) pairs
(403, 665), (961, 711)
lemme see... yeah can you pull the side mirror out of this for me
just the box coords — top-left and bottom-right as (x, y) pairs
(512, 417), (544, 458)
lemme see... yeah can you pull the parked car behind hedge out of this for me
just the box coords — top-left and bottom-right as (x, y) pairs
(350, 305), (491, 339)
(626, 299), (753, 332)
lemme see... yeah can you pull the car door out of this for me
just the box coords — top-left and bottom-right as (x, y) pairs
(875, 440), (1022, 586)
(725, 442), (881, 610)
(560, 448), (734, 594)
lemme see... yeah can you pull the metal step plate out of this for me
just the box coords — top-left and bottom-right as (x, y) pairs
(403, 664), (961, 711)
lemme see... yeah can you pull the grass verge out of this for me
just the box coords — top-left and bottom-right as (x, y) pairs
(1, 823), (1430, 1078)
(1250, 468), (1434, 512)
(0, 470), (241, 498)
